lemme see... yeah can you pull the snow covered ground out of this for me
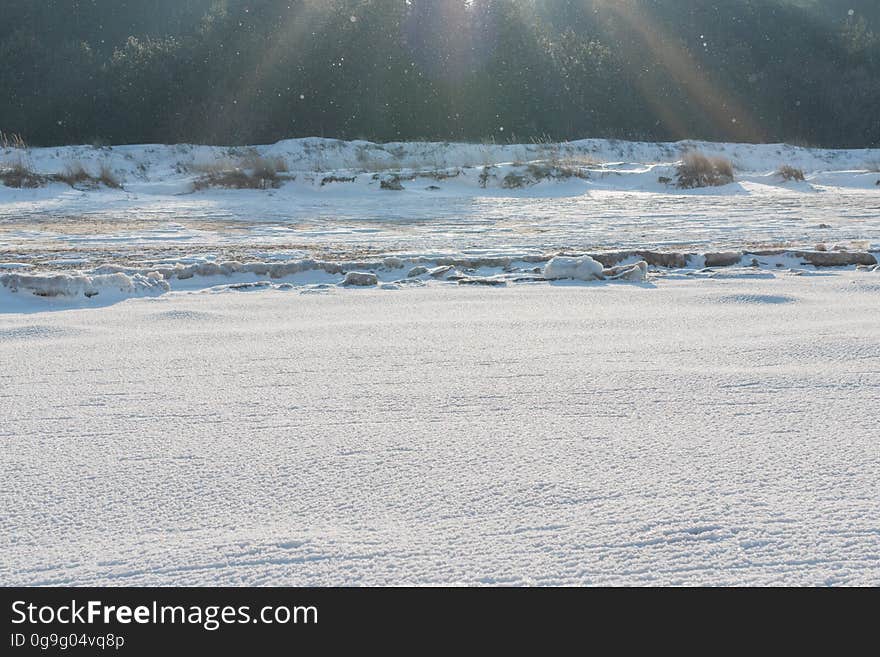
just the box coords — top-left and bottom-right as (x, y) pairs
(2, 274), (879, 586)
(1, 138), (879, 585)
(1, 138), (879, 279)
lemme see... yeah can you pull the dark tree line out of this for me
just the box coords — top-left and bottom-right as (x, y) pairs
(1, 0), (877, 147)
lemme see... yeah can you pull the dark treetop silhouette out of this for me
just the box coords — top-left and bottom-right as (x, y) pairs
(2, 0), (877, 147)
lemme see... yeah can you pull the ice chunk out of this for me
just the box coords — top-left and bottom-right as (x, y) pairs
(543, 255), (605, 281)
(605, 260), (649, 282)
(383, 257), (406, 269)
(341, 271), (378, 286)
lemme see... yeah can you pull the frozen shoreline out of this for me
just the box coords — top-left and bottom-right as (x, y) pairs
(2, 137), (879, 281)
(1, 248), (878, 312)
(2, 275), (879, 585)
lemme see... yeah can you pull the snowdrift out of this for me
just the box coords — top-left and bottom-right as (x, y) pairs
(0, 271), (169, 299)
(2, 137), (879, 197)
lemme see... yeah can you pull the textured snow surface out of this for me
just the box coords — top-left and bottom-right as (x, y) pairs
(2, 274), (879, 586)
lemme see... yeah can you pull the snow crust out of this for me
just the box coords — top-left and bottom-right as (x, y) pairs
(2, 274), (878, 585)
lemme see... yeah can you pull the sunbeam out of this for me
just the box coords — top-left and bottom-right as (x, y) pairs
(203, 0), (336, 141)
(593, 0), (765, 142)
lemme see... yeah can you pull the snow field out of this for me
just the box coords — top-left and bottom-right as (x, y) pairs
(1, 273), (879, 585)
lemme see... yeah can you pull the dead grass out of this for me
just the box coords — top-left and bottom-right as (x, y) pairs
(242, 154), (288, 174)
(191, 154), (287, 190)
(0, 159), (46, 188)
(98, 163), (122, 188)
(0, 153), (112, 190)
(0, 131), (27, 150)
(502, 173), (530, 189)
(676, 152), (735, 189)
(58, 161), (91, 186)
(554, 154), (603, 168)
(777, 164), (805, 182)
(526, 162), (590, 182)
(320, 175), (356, 186)
(417, 169), (462, 181)
(192, 169), (281, 191)
(497, 162), (591, 189)
(531, 136), (603, 169)
(55, 160), (122, 189)
(190, 157), (237, 175)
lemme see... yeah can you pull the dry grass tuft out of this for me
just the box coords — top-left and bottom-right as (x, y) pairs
(777, 164), (805, 182)
(676, 152), (735, 188)
(526, 162), (590, 182)
(0, 158), (45, 188)
(192, 169), (280, 191)
(0, 131), (27, 150)
(57, 160), (122, 188)
(242, 154), (288, 174)
(59, 161), (91, 186)
(98, 162), (122, 188)
(191, 154), (287, 190)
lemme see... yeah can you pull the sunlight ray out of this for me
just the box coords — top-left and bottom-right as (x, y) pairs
(594, 1), (765, 142)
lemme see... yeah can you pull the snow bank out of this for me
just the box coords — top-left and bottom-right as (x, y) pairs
(1, 271), (169, 299)
(3, 137), (879, 197)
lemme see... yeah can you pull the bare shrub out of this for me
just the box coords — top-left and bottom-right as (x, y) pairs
(777, 164), (805, 182)
(675, 152), (735, 189)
